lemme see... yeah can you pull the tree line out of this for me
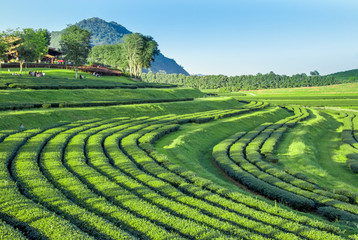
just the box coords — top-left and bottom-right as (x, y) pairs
(0, 26), (158, 78)
(141, 71), (338, 91)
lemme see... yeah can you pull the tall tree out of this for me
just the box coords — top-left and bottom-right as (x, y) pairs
(122, 33), (158, 79)
(60, 25), (91, 78)
(134, 35), (159, 77)
(17, 28), (49, 72)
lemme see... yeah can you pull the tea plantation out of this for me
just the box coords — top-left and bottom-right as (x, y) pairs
(1, 69), (358, 239)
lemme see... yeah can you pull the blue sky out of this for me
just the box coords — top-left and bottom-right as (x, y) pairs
(1, 0), (358, 76)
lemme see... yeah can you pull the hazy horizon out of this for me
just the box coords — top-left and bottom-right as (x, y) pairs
(1, 0), (357, 76)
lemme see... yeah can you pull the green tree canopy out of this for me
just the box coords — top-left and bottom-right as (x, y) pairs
(7, 28), (50, 72)
(60, 25), (91, 78)
(122, 33), (158, 78)
(88, 33), (158, 79)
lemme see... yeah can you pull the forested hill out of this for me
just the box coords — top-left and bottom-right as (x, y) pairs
(329, 69), (358, 82)
(50, 17), (189, 75)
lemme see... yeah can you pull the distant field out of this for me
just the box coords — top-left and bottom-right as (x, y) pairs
(215, 82), (358, 108)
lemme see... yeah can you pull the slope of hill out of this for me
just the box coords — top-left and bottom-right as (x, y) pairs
(1, 68), (358, 238)
(329, 69), (358, 82)
(50, 17), (189, 75)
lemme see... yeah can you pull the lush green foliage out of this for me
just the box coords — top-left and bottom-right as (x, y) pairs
(1, 69), (358, 238)
(60, 25), (91, 77)
(142, 71), (338, 90)
(89, 33), (159, 78)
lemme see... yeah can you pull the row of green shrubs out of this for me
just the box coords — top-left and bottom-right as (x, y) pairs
(0, 103), (344, 239)
(0, 98), (194, 111)
(136, 107), (341, 234)
(7, 83), (176, 90)
(340, 113), (358, 174)
(133, 115), (345, 238)
(0, 127), (96, 239)
(213, 106), (358, 224)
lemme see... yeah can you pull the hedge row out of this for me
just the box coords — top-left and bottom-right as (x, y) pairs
(135, 107), (341, 234)
(65, 120), (230, 239)
(0, 98), (194, 111)
(11, 121), (134, 240)
(87, 120), (283, 239)
(41, 119), (184, 239)
(340, 113), (358, 176)
(138, 125), (344, 239)
(245, 107), (349, 202)
(0, 104), (344, 239)
(118, 124), (308, 239)
(0, 128), (95, 239)
(214, 107), (358, 222)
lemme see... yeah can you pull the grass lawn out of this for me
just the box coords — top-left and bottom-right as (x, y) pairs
(0, 68), (134, 83)
(211, 82), (358, 108)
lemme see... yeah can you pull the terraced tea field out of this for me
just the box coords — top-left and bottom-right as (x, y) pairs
(1, 70), (358, 239)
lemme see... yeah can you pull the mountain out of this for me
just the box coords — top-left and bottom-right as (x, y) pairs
(50, 17), (189, 75)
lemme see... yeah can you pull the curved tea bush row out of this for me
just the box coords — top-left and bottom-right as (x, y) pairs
(0, 104), (346, 239)
(245, 108), (349, 202)
(39, 119), (186, 239)
(138, 125), (346, 239)
(0, 98), (194, 111)
(0, 218), (27, 240)
(340, 112), (358, 173)
(134, 108), (342, 234)
(111, 111), (344, 239)
(64, 120), (235, 239)
(260, 106), (308, 163)
(11, 120), (135, 240)
(213, 108), (358, 223)
(0, 127), (95, 239)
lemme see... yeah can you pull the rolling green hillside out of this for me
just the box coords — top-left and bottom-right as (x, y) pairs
(218, 82), (358, 108)
(329, 69), (358, 82)
(1, 69), (358, 239)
